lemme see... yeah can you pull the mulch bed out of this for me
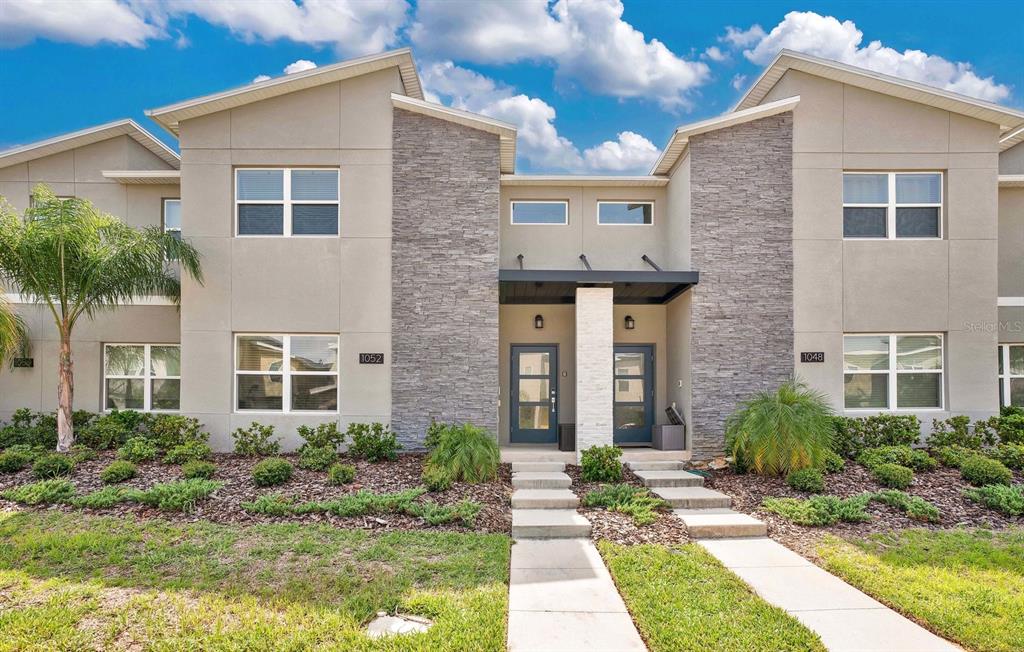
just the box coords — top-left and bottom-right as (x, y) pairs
(707, 463), (1024, 559)
(567, 464), (690, 546)
(0, 452), (513, 535)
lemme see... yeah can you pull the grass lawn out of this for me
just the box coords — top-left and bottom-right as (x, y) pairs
(599, 541), (826, 652)
(818, 528), (1024, 652)
(0, 510), (510, 651)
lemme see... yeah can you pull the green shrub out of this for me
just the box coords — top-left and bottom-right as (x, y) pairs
(252, 457), (293, 486)
(872, 463), (913, 489)
(580, 445), (622, 482)
(163, 440), (212, 465)
(327, 463), (355, 485)
(421, 465), (453, 492)
(726, 379), (834, 475)
(297, 444), (336, 471)
(32, 454), (74, 479)
(819, 449), (845, 474)
(870, 490), (940, 522)
(99, 460), (137, 484)
(926, 415), (993, 450)
(991, 443), (1024, 470)
(406, 500), (481, 526)
(346, 422), (401, 462)
(762, 494), (872, 526)
(297, 422), (346, 450)
(231, 422), (281, 456)
(134, 479), (222, 512)
(964, 484), (1024, 516)
(3, 444), (45, 460)
(994, 413), (1024, 445)
(960, 456), (1013, 487)
(0, 409), (60, 449)
(181, 460), (216, 480)
(858, 445), (937, 472)
(786, 468), (825, 493)
(117, 436), (159, 463)
(1, 478), (76, 505)
(146, 415), (207, 450)
(932, 444), (975, 468)
(424, 423), (499, 483)
(77, 416), (134, 450)
(68, 445), (97, 463)
(0, 450), (31, 473)
(296, 488), (426, 517)
(241, 493), (295, 516)
(582, 484), (669, 525)
(71, 486), (139, 509)
(831, 414), (920, 458)
(424, 420), (447, 450)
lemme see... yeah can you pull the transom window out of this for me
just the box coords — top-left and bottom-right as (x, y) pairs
(235, 334), (339, 412)
(235, 168), (339, 237)
(998, 344), (1024, 407)
(163, 199), (181, 241)
(104, 344), (180, 411)
(844, 334), (943, 410)
(511, 200), (568, 225)
(597, 201), (653, 225)
(843, 172), (942, 239)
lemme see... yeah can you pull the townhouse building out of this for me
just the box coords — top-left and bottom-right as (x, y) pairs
(1, 48), (1022, 457)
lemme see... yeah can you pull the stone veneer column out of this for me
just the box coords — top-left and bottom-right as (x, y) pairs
(391, 109), (500, 448)
(575, 287), (614, 461)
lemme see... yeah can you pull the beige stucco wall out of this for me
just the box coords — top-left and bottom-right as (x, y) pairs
(177, 68), (402, 450)
(1000, 186), (1024, 343)
(1001, 142), (1024, 175)
(0, 136), (179, 419)
(765, 69), (1001, 420)
(499, 185), (669, 271)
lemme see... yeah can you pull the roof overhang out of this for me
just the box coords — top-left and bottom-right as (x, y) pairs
(501, 175), (669, 187)
(650, 96), (800, 175)
(102, 170), (181, 185)
(0, 119), (180, 171)
(999, 175), (1024, 188)
(737, 49), (1024, 140)
(1001, 126), (1024, 152)
(147, 48), (423, 135)
(499, 269), (699, 305)
(392, 93), (517, 174)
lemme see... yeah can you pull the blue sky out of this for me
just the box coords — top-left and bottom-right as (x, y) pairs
(1, 1), (1022, 174)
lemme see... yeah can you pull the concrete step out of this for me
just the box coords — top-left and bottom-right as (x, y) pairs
(512, 462), (565, 473)
(676, 509), (767, 539)
(653, 486), (732, 509)
(512, 489), (580, 509)
(512, 509), (592, 539)
(634, 469), (704, 488)
(512, 471), (572, 490)
(626, 460), (686, 472)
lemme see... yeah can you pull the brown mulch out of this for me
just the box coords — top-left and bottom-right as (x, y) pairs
(0, 452), (513, 535)
(707, 463), (1024, 559)
(566, 464), (690, 546)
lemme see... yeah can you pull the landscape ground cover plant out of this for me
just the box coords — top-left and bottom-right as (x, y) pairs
(0, 510), (510, 651)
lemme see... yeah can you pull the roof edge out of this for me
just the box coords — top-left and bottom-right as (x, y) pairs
(999, 174), (1024, 188)
(1001, 125), (1024, 152)
(501, 174), (669, 187)
(0, 119), (180, 171)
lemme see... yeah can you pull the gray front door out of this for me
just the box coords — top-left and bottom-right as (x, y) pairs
(510, 345), (558, 444)
(613, 345), (655, 444)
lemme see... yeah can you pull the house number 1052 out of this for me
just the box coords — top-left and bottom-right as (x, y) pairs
(359, 353), (384, 364)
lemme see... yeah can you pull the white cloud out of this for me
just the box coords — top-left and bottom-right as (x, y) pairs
(420, 61), (660, 174)
(702, 46), (728, 62)
(731, 74), (747, 91)
(733, 11), (1011, 102)
(412, 0), (709, 111)
(252, 74), (272, 83)
(283, 59), (317, 74)
(0, 0), (162, 48)
(719, 24), (765, 49)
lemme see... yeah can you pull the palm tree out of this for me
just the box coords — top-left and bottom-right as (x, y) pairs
(0, 185), (203, 451)
(0, 288), (26, 366)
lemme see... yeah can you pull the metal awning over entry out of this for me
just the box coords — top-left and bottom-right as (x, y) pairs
(499, 269), (699, 304)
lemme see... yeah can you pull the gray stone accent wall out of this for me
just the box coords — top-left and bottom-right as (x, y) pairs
(688, 113), (794, 459)
(391, 108), (500, 446)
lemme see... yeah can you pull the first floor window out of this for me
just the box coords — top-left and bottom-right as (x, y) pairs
(844, 334), (943, 410)
(104, 344), (180, 411)
(235, 334), (338, 412)
(999, 344), (1024, 407)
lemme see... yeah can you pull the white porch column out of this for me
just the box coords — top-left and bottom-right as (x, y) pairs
(575, 287), (614, 462)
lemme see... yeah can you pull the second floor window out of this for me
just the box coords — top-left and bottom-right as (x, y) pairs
(843, 172), (942, 239)
(511, 200), (568, 225)
(163, 199), (181, 241)
(236, 168), (339, 237)
(598, 201), (653, 225)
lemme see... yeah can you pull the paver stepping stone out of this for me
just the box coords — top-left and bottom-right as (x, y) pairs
(625, 460), (686, 471)
(633, 469), (704, 487)
(675, 509), (767, 538)
(653, 486), (732, 508)
(512, 509), (591, 538)
(512, 462), (566, 473)
(512, 471), (572, 489)
(512, 489), (579, 509)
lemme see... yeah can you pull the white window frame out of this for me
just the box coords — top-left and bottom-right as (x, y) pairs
(234, 333), (339, 413)
(842, 171), (943, 240)
(999, 344), (1024, 407)
(843, 333), (945, 411)
(103, 343), (180, 412)
(234, 168), (340, 238)
(510, 200), (569, 226)
(597, 200), (654, 226)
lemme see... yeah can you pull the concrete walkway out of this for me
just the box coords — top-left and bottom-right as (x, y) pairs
(508, 538), (647, 651)
(699, 538), (961, 652)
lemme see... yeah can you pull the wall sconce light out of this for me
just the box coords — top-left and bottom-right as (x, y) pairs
(534, 314), (544, 329)
(624, 315), (635, 330)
